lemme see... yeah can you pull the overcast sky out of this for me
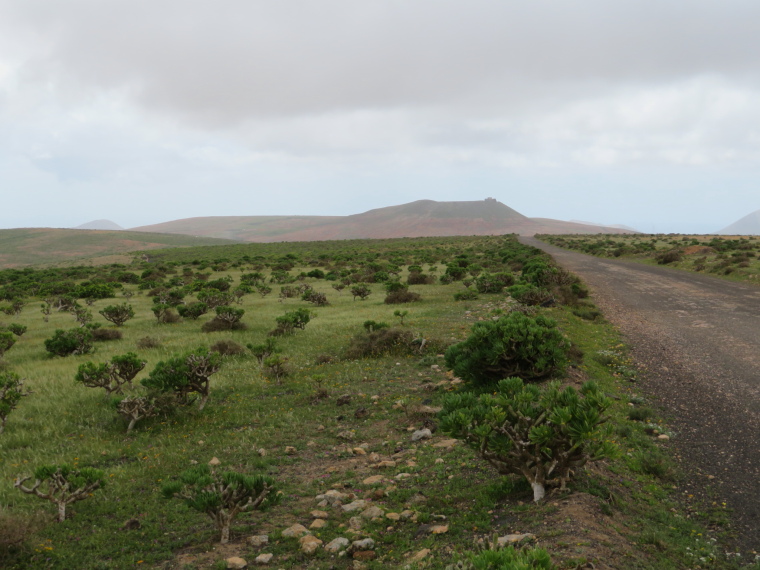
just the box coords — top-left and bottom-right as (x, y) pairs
(1, 1), (759, 233)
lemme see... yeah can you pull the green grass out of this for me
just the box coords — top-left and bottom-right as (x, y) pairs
(0, 236), (755, 569)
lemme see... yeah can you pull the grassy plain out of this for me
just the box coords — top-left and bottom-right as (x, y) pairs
(0, 235), (756, 569)
(0, 228), (239, 269)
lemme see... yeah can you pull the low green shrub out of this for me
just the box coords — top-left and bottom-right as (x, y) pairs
(444, 312), (567, 386)
(440, 378), (615, 502)
(44, 328), (94, 357)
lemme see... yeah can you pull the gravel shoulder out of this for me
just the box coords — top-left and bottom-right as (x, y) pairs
(522, 237), (760, 553)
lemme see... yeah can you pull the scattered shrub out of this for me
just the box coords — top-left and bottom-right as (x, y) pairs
(136, 336), (162, 349)
(440, 378), (615, 502)
(152, 305), (181, 324)
(406, 272), (434, 285)
(262, 355), (289, 382)
(475, 272), (514, 293)
(270, 308), (312, 335)
(98, 303), (135, 326)
(15, 465), (105, 522)
(210, 340), (246, 356)
(302, 290), (329, 306)
(453, 290), (479, 301)
(177, 302), (209, 320)
(202, 306), (246, 332)
(656, 250), (683, 264)
(350, 283), (372, 301)
(162, 465), (278, 544)
(363, 320), (390, 333)
(0, 331), (16, 359)
(384, 290), (421, 304)
(247, 339), (279, 365)
(507, 283), (555, 306)
(344, 327), (416, 359)
(0, 372), (30, 434)
(444, 312), (567, 386)
(142, 348), (222, 410)
(92, 328), (123, 341)
(7, 324), (26, 337)
(44, 328), (94, 357)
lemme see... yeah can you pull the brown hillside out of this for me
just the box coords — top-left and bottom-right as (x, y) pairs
(130, 199), (636, 242)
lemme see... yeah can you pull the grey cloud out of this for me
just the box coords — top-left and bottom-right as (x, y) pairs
(3, 0), (760, 125)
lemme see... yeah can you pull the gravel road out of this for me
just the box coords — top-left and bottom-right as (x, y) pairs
(522, 237), (760, 553)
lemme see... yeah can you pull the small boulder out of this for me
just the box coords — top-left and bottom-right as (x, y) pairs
(341, 499), (367, 513)
(281, 523), (310, 538)
(226, 557), (247, 569)
(411, 429), (432, 442)
(254, 553), (273, 565)
(310, 518), (327, 530)
(324, 537), (350, 553)
(248, 534), (269, 547)
(299, 534), (323, 555)
(208, 457), (221, 466)
(360, 506), (384, 519)
(497, 533), (536, 546)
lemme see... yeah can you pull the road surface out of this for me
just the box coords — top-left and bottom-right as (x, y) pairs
(522, 237), (760, 552)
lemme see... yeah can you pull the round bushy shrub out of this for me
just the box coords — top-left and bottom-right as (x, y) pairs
(44, 328), (94, 357)
(444, 312), (567, 385)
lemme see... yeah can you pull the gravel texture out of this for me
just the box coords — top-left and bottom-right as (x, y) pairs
(523, 237), (760, 553)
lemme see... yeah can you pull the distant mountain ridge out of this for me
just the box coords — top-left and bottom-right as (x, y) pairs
(74, 219), (124, 230)
(131, 198), (636, 241)
(717, 209), (760, 235)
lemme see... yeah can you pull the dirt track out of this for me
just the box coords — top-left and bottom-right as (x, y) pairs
(522, 237), (760, 553)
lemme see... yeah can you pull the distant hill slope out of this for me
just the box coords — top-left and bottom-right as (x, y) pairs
(717, 209), (760, 235)
(131, 199), (635, 242)
(0, 228), (238, 268)
(74, 219), (124, 230)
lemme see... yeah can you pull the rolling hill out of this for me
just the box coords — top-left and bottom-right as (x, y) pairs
(131, 198), (635, 242)
(0, 228), (239, 268)
(717, 209), (760, 235)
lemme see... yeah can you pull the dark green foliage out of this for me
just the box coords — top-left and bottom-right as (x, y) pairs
(44, 328), (94, 357)
(6, 324), (26, 337)
(201, 306), (245, 333)
(75, 353), (146, 396)
(350, 283), (372, 301)
(14, 465), (105, 522)
(302, 290), (329, 306)
(453, 289), (479, 301)
(0, 331), (15, 358)
(196, 289), (234, 309)
(306, 268), (325, 279)
(444, 312), (567, 385)
(152, 304), (181, 324)
(162, 465), (278, 544)
(76, 282), (115, 300)
(363, 320), (390, 332)
(247, 338), (279, 364)
(508, 283), (555, 306)
(440, 378), (615, 502)
(152, 288), (186, 307)
(177, 301), (209, 320)
(0, 372), (30, 434)
(474, 271), (514, 293)
(656, 250), (683, 264)
(271, 308), (311, 335)
(142, 348), (221, 410)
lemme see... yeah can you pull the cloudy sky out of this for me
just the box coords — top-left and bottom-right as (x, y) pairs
(1, 0), (759, 233)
